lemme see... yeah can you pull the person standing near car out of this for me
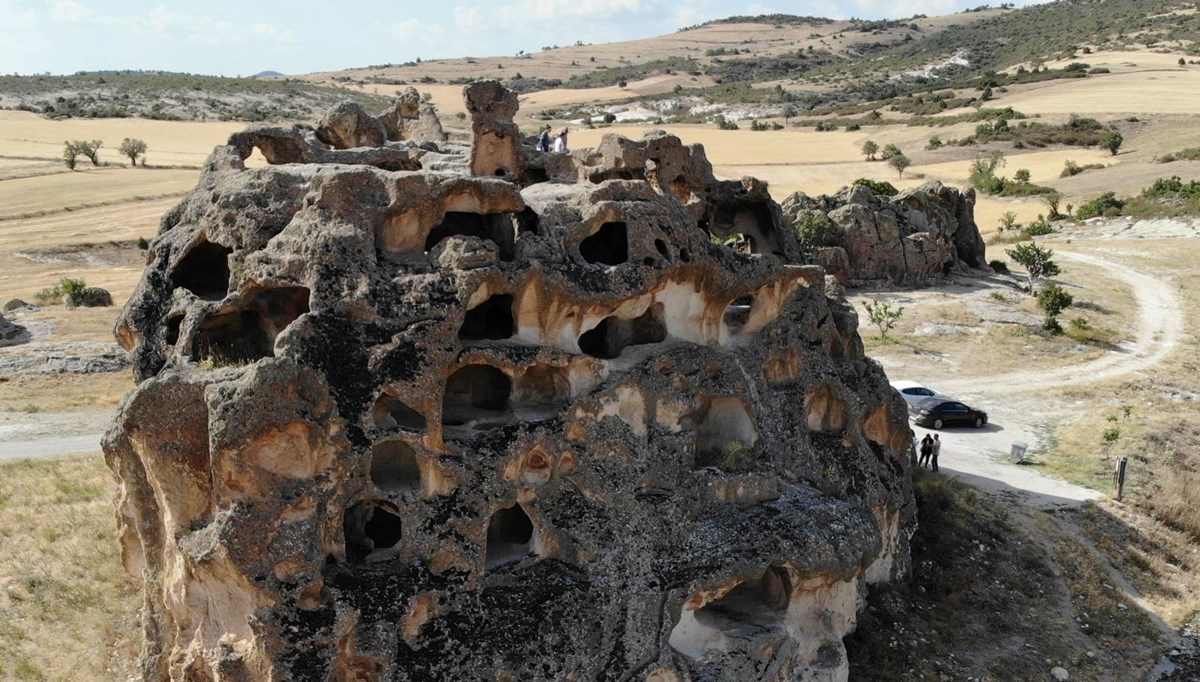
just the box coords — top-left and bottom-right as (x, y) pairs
(931, 434), (941, 472)
(919, 434), (933, 469)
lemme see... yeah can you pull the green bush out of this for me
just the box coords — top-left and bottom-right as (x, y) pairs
(852, 178), (899, 196)
(34, 277), (87, 304)
(1076, 192), (1125, 219)
(1021, 219), (1056, 237)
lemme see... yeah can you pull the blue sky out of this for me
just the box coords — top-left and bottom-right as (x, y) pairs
(1, 0), (1033, 76)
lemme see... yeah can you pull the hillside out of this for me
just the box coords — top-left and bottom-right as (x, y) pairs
(0, 72), (391, 122)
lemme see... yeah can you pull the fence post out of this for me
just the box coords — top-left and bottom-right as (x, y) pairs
(1115, 456), (1128, 501)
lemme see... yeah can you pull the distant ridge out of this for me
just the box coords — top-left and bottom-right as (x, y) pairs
(253, 70), (285, 78)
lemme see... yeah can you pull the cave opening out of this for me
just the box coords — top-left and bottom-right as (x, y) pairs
(579, 221), (629, 266)
(485, 503), (535, 568)
(695, 565), (791, 630)
(441, 364), (512, 427)
(371, 393), (427, 432)
(370, 440), (421, 492)
(343, 500), (404, 563)
(425, 211), (516, 260)
(170, 238), (232, 300)
(191, 286), (310, 365)
(577, 304), (666, 360)
(723, 294), (753, 333)
(460, 294), (515, 341)
(686, 396), (758, 469)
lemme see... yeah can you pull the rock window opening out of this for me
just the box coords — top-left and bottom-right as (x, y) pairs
(485, 503), (535, 568)
(425, 211), (516, 261)
(441, 364), (513, 428)
(723, 295), (753, 334)
(686, 396), (758, 469)
(698, 566), (791, 627)
(371, 394), (427, 432)
(516, 207), (540, 235)
(579, 222), (628, 266)
(708, 203), (783, 256)
(165, 314), (184, 346)
(460, 294), (514, 341)
(577, 304), (667, 360)
(192, 286), (310, 365)
(370, 440), (421, 492)
(654, 239), (671, 261)
(344, 500), (404, 563)
(521, 168), (550, 187)
(679, 248), (691, 263)
(170, 239), (232, 300)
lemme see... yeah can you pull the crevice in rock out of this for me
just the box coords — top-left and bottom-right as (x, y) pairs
(460, 294), (514, 341)
(485, 503), (535, 569)
(371, 393), (427, 432)
(344, 500), (404, 563)
(370, 440), (421, 493)
(442, 364), (512, 428)
(170, 238), (232, 300)
(579, 221), (629, 266)
(425, 211), (516, 260)
(578, 304), (666, 359)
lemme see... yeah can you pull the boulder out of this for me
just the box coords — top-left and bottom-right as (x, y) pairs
(3, 298), (29, 311)
(105, 83), (916, 682)
(0, 313), (30, 348)
(64, 286), (113, 308)
(316, 101), (388, 149)
(782, 181), (988, 287)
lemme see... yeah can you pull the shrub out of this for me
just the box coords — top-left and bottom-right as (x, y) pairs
(1006, 241), (1060, 293)
(880, 143), (902, 160)
(1038, 283), (1074, 334)
(1076, 192), (1125, 219)
(861, 140), (879, 160)
(1100, 129), (1123, 155)
(1021, 218), (1056, 237)
(34, 277), (87, 304)
(926, 135), (943, 150)
(1013, 168), (1030, 183)
(997, 211), (1018, 233)
(794, 211), (843, 255)
(863, 299), (904, 341)
(969, 150), (1007, 194)
(852, 177), (899, 196)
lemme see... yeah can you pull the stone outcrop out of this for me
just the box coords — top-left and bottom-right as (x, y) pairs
(0, 312), (30, 348)
(105, 81), (915, 682)
(782, 181), (988, 288)
(379, 87), (447, 144)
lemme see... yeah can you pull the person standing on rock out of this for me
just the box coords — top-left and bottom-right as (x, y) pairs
(554, 127), (569, 153)
(931, 434), (941, 472)
(919, 434), (933, 469)
(537, 124), (552, 152)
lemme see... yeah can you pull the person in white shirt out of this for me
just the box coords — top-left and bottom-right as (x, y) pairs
(553, 127), (569, 153)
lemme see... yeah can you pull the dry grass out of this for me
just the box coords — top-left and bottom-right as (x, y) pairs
(0, 373), (132, 414)
(0, 167), (197, 220)
(0, 456), (138, 681)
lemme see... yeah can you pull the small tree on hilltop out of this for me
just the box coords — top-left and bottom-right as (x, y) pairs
(1100, 129), (1123, 156)
(1037, 282), (1074, 334)
(1006, 241), (1061, 294)
(889, 153), (911, 178)
(861, 140), (879, 161)
(863, 299), (905, 341)
(119, 138), (147, 166)
(880, 143), (902, 160)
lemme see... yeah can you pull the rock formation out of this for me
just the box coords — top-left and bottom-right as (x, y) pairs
(0, 312), (30, 348)
(105, 81), (916, 682)
(782, 182), (988, 288)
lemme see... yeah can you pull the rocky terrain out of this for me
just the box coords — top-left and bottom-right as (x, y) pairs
(104, 82), (918, 681)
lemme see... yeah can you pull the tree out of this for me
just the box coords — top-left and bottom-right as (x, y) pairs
(1013, 168), (1031, 183)
(119, 138), (147, 166)
(1040, 191), (1065, 220)
(880, 143), (902, 160)
(62, 140), (80, 170)
(76, 139), (102, 166)
(863, 299), (904, 341)
(888, 153), (911, 178)
(1037, 283), (1074, 334)
(1100, 129), (1123, 156)
(861, 140), (879, 161)
(1005, 241), (1061, 294)
(1180, 57), (1187, 66)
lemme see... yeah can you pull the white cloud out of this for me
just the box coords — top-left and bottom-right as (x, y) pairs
(49, 0), (92, 22)
(391, 17), (447, 47)
(453, 0), (656, 33)
(0, 0), (36, 31)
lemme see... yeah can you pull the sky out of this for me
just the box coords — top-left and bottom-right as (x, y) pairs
(0, 0), (1037, 77)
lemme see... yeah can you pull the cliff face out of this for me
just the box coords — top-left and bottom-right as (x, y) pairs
(105, 82), (916, 682)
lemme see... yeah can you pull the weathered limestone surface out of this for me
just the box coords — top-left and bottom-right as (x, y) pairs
(106, 81), (916, 682)
(0, 312), (30, 348)
(782, 182), (988, 288)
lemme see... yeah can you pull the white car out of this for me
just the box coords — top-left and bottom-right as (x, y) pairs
(890, 380), (951, 409)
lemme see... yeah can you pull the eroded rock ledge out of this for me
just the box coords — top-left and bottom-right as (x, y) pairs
(105, 81), (916, 682)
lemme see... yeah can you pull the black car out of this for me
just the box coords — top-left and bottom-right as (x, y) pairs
(912, 397), (988, 429)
